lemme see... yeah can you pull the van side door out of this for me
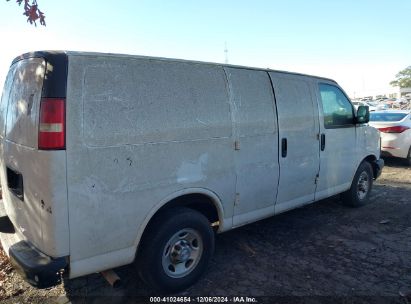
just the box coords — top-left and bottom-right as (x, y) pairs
(315, 82), (357, 199)
(224, 68), (279, 226)
(268, 73), (320, 213)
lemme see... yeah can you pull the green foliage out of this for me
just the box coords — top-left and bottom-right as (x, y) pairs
(390, 66), (411, 88)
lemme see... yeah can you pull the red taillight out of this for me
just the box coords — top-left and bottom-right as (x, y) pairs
(38, 98), (65, 150)
(378, 126), (409, 133)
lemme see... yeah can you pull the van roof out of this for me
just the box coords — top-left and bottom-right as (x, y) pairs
(12, 50), (337, 84)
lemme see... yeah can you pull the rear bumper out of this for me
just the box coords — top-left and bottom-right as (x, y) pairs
(372, 158), (384, 179)
(381, 147), (408, 159)
(0, 203), (67, 288)
(380, 134), (409, 158)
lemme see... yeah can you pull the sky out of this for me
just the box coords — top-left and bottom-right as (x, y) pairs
(0, 0), (410, 98)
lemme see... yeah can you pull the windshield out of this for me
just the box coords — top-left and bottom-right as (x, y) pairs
(369, 112), (408, 122)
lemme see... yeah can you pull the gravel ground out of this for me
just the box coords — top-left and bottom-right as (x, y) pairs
(0, 158), (410, 304)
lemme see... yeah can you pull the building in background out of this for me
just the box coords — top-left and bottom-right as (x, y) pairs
(352, 87), (411, 101)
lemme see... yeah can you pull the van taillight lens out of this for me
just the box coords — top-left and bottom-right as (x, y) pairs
(378, 126), (409, 133)
(38, 98), (65, 150)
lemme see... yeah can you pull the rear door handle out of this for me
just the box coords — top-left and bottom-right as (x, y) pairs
(281, 138), (287, 158)
(320, 134), (325, 151)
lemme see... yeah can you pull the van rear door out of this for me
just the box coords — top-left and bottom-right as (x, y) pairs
(0, 53), (69, 258)
(1, 58), (45, 251)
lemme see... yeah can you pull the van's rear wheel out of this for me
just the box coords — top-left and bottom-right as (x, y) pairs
(137, 207), (214, 293)
(342, 161), (373, 207)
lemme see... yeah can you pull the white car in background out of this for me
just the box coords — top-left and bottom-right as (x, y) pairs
(352, 100), (389, 111)
(352, 101), (377, 111)
(367, 101), (389, 110)
(369, 110), (411, 165)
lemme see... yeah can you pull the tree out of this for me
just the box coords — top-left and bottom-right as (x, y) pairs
(6, 0), (45, 26)
(390, 66), (411, 88)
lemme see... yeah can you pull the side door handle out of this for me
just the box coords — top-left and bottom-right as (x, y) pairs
(320, 133), (326, 151)
(281, 138), (287, 157)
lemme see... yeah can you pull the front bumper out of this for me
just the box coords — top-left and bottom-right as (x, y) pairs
(0, 203), (67, 288)
(372, 158), (384, 179)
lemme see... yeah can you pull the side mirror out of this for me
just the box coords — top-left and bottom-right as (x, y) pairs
(356, 105), (369, 124)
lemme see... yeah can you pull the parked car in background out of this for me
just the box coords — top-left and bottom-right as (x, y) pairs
(368, 100), (389, 110)
(376, 97), (388, 102)
(369, 110), (411, 165)
(352, 100), (378, 111)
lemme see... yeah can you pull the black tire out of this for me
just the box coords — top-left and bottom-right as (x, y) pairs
(342, 161), (373, 207)
(136, 207), (214, 293)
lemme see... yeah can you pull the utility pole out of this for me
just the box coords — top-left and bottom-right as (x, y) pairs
(224, 42), (229, 64)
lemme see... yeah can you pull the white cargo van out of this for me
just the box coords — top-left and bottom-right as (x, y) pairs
(0, 51), (383, 292)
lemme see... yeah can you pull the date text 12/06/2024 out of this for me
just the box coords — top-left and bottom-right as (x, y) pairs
(149, 296), (258, 303)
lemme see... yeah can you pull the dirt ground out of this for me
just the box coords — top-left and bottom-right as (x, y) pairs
(0, 158), (410, 304)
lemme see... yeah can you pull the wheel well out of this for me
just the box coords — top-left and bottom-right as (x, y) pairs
(136, 194), (220, 257)
(156, 194), (220, 225)
(141, 194), (220, 240)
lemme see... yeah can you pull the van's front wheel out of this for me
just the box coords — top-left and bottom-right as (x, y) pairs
(137, 207), (214, 293)
(342, 161), (373, 207)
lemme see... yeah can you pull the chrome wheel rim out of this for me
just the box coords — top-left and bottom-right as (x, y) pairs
(357, 171), (370, 200)
(162, 228), (203, 278)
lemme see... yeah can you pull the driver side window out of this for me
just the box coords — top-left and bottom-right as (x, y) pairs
(319, 84), (354, 128)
